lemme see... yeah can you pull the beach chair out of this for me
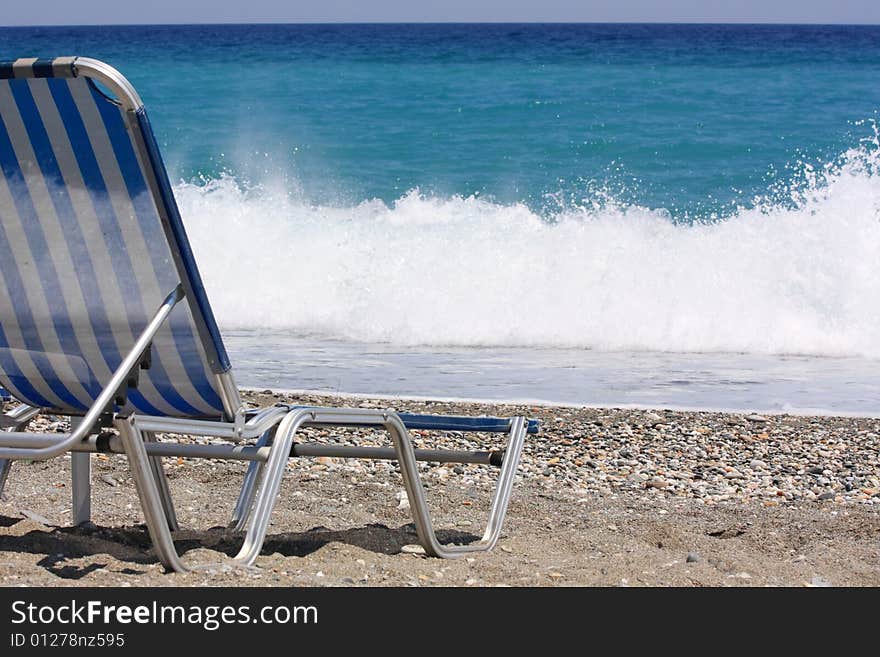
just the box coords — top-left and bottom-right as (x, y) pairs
(0, 57), (537, 571)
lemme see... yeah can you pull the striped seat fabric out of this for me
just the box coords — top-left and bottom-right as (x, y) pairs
(0, 57), (233, 419)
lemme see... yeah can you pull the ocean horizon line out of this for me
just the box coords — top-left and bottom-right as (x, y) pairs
(2, 21), (880, 29)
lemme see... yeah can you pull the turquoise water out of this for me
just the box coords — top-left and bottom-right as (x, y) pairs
(2, 24), (879, 411)
(2, 24), (879, 215)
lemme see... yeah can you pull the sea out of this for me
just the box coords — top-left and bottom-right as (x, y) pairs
(1, 23), (878, 414)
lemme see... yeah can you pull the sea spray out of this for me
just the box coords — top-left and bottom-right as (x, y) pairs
(176, 141), (880, 358)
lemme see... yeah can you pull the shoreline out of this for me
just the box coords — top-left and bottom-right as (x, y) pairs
(1, 390), (879, 586)
(238, 385), (880, 419)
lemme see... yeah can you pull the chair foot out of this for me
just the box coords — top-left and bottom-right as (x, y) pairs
(386, 415), (527, 558)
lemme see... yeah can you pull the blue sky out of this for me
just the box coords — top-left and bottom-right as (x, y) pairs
(2, 0), (879, 26)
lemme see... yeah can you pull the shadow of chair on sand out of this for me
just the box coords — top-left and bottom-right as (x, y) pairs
(0, 515), (478, 579)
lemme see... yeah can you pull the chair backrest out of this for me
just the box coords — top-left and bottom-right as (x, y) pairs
(0, 57), (239, 419)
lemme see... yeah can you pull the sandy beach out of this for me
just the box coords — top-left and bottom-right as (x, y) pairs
(1, 390), (879, 587)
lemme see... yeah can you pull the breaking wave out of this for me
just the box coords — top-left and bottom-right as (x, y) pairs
(176, 136), (880, 358)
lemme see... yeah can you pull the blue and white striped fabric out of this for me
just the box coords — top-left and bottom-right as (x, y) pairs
(0, 57), (233, 419)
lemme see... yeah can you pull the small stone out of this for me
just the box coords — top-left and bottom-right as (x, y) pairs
(100, 474), (118, 487)
(686, 552), (700, 563)
(749, 459), (768, 469)
(818, 492), (835, 501)
(401, 544), (426, 555)
(746, 414), (768, 423)
(807, 466), (824, 475)
(395, 490), (410, 511)
(19, 509), (53, 526)
(810, 575), (832, 587)
(646, 478), (669, 489)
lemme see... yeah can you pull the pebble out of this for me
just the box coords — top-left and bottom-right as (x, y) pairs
(19, 509), (53, 526)
(644, 412), (663, 427)
(100, 474), (118, 487)
(401, 544), (426, 555)
(686, 552), (700, 563)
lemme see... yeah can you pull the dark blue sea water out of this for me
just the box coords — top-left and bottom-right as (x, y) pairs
(2, 24), (879, 412)
(3, 24), (880, 214)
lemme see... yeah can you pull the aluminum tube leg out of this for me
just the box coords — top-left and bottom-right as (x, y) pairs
(476, 416), (527, 544)
(116, 416), (187, 573)
(71, 453), (91, 525)
(386, 414), (528, 558)
(0, 460), (11, 498)
(230, 429), (273, 531)
(70, 418), (91, 526)
(144, 432), (179, 531)
(233, 410), (308, 566)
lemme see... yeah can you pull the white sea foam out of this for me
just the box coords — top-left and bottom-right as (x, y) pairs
(175, 141), (880, 358)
